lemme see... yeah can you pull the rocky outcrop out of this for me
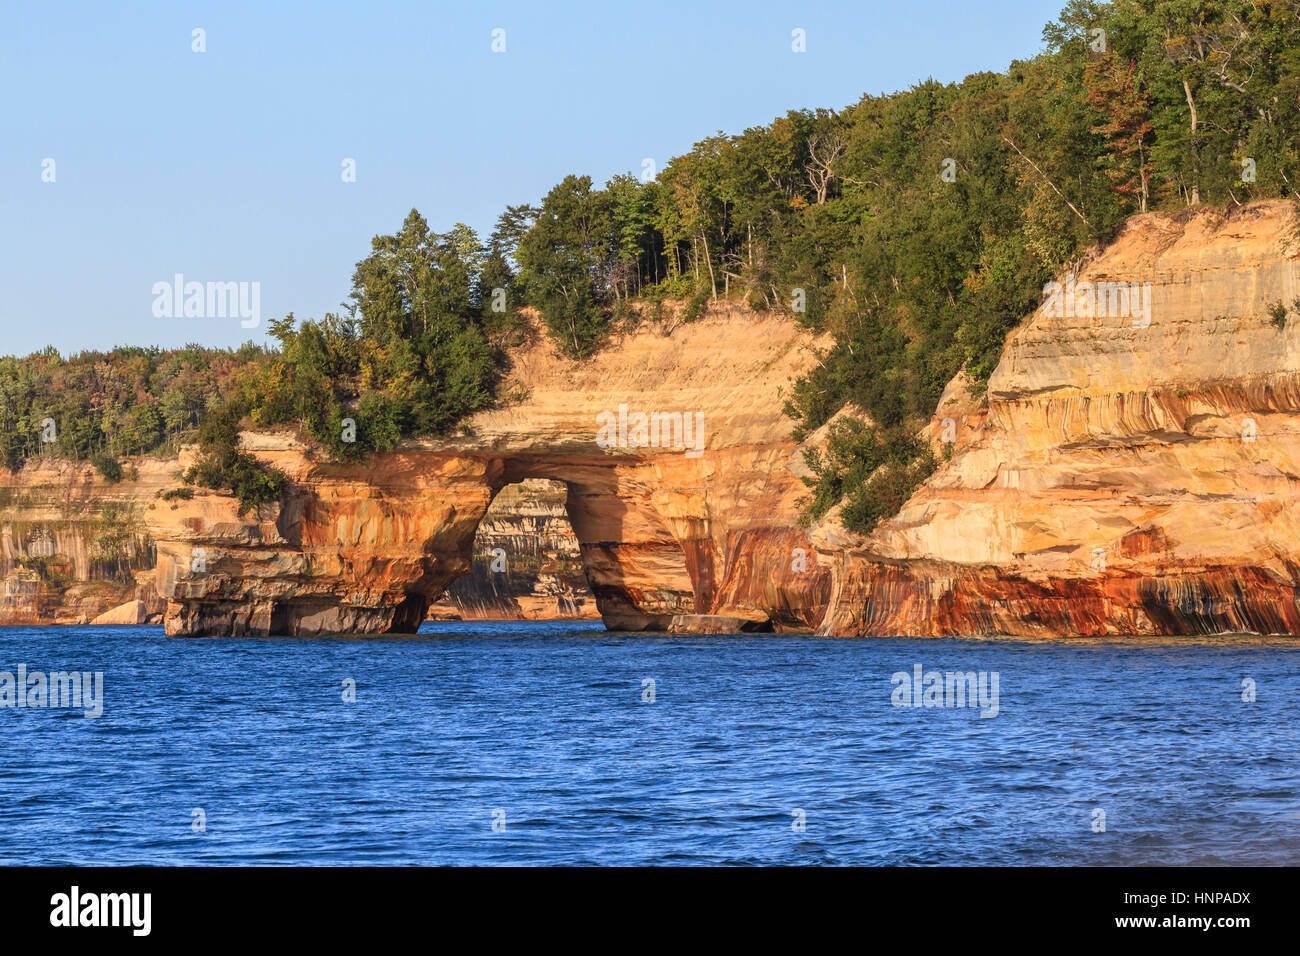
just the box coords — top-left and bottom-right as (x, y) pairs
(816, 201), (1300, 636)
(26, 205), (1297, 639)
(0, 457), (599, 627)
(669, 614), (773, 634)
(146, 308), (833, 635)
(90, 599), (148, 626)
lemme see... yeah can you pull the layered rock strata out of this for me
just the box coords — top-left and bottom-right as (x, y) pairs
(0, 458), (165, 625)
(146, 309), (832, 635)
(425, 478), (600, 621)
(16, 204), (1295, 639)
(816, 202), (1300, 636)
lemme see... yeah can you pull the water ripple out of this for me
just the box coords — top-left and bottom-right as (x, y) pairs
(0, 622), (1295, 865)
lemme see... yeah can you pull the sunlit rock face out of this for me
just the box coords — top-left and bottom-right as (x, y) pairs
(13, 205), (1300, 639)
(147, 309), (832, 636)
(0, 458), (166, 625)
(816, 201), (1300, 637)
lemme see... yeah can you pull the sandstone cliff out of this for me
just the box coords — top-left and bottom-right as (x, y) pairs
(146, 308), (832, 635)
(0, 458), (166, 625)
(816, 201), (1300, 636)
(426, 478), (600, 621)
(0, 461), (596, 626)
(16, 203), (1295, 639)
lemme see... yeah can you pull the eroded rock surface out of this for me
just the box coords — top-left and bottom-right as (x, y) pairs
(0, 459), (166, 625)
(817, 202), (1300, 636)
(16, 204), (1295, 639)
(426, 478), (600, 621)
(146, 308), (832, 635)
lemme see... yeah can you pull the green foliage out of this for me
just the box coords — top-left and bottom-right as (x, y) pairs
(10, 0), (1300, 534)
(349, 210), (495, 434)
(89, 503), (144, 582)
(183, 403), (288, 515)
(239, 210), (496, 461)
(680, 284), (712, 323)
(1268, 300), (1289, 330)
(90, 453), (122, 482)
(0, 343), (263, 471)
(491, 0), (1300, 530)
(800, 417), (936, 534)
(516, 175), (616, 356)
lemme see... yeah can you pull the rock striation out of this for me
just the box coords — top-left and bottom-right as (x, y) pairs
(425, 478), (600, 621)
(0, 458), (165, 625)
(10, 202), (1298, 639)
(816, 201), (1300, 636)
(145, 308), (833, 635)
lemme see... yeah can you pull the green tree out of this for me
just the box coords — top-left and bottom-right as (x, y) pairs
(516, 175), (614, 356)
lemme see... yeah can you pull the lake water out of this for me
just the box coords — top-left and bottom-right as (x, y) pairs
(0, 621), (1296, 865)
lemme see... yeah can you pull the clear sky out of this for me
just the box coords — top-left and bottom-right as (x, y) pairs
(0, 0), (1066, 356)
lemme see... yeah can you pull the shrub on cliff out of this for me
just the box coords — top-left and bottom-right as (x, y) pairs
(800, 417), (935, 535)
(1268, 301), (1293, 331)
(90, 453), (122, 483)
(183, 404), (287, 515)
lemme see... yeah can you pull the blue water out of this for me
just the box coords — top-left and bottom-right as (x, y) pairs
(0, 621), (1296, 865)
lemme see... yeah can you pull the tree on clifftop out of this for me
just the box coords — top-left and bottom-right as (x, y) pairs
(1087, 53), (1154, 212)
(515, 175), (613, 357)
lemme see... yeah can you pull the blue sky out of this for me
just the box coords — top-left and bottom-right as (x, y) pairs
(0, 0), (1066, 356)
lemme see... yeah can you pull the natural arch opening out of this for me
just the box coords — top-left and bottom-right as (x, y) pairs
(498, 459), (703, 630)
(426, 478), (600, 622)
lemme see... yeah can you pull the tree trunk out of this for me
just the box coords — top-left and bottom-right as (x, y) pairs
(1138, 144), (1148, 213)
(700, 231), (717, 299)
(1182, 78), (1200, 206)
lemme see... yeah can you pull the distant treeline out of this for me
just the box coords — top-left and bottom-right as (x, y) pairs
(5, 1), (1299, 526)
(0, 345), (263, 474)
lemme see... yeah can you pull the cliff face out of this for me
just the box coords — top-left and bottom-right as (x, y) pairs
(146, 309), (833, 635)
(0, 459), (167, 624)
(22, 204), (1295, 638)
(816, 201), (1300, 636)
(0, 459), (599, 626)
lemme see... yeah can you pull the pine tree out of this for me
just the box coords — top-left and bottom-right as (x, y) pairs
(1086, 53), (1154, 213)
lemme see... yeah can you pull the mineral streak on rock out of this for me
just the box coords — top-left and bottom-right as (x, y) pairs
(146, 308), (832, 636)
(19, 203), (1298, 639)
(425, 478), (600, 621)
(0, 458), (166, 625)
(816, 201), (1300, 637)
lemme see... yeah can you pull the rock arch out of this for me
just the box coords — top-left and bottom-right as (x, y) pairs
(147, 310), (832, 636)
